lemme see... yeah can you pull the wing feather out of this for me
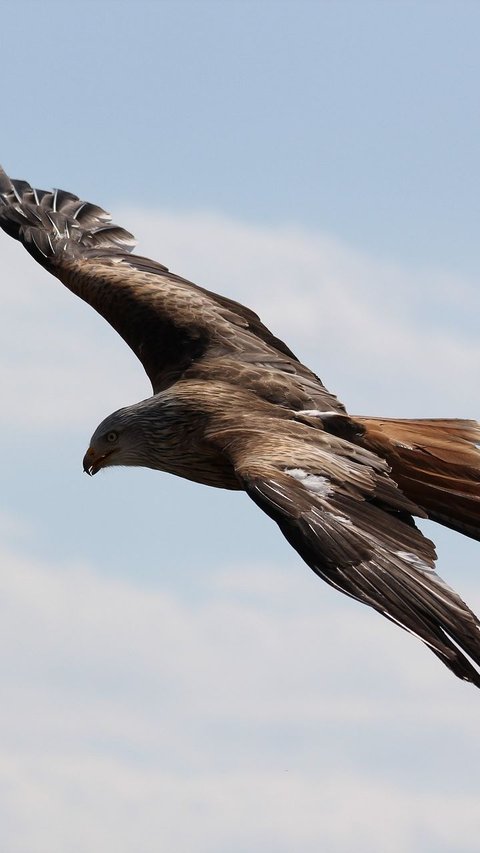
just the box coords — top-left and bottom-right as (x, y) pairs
(226, 431), (480, 686)
(0, 166), (343, 411)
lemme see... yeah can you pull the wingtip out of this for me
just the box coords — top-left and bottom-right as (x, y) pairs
(0, 167), (138, 260)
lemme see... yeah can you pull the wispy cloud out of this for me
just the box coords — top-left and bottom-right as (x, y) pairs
(0, 544), (479, 853)
(130, 208), (480, 415)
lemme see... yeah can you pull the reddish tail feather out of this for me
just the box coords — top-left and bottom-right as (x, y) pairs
(356, 417), (480, 541)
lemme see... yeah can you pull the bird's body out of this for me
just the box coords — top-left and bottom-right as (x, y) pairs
(1, 165), (480, 687)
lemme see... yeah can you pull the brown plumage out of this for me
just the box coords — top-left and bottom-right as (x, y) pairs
(1, 165), (479, 688)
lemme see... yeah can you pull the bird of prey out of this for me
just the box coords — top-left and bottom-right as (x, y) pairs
(1, 166), (479, 688)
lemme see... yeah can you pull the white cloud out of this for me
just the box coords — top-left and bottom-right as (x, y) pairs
(0, 544), (479, 852)
(128, 208), (479, 416)
(2, 758), (480, 853)
(0, 208), (478, 430)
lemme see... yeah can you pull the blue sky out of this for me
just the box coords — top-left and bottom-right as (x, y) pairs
(3, 1), (480, 272)
(1, 2), (480, 851)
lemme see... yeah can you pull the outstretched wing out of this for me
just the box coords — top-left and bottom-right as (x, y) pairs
(220, 425), (480, 685)
(0, 167), (343, 410)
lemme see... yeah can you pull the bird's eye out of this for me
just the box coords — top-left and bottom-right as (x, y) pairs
(106, 431), (118, 443)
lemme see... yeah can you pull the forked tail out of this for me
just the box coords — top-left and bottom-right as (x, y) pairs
(356, 417), (480, 540)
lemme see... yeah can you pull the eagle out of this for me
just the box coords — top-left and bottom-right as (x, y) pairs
(1, 165), (479, 687)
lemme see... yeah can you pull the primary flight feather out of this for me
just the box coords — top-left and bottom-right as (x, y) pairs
(1, 165), (479, 687)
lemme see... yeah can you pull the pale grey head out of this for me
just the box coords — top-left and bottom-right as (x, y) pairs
(83, 396), (176, 476)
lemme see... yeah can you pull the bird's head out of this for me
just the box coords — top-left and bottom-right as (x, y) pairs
(83, 402), (156, 476)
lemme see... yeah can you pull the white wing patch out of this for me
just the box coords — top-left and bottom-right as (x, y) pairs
(298, 409), (339, 418)
(285, 467), (332, 497)
(396, 550), (435, 571)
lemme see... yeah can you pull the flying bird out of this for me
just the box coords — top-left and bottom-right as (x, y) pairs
(1, 166), (479, 688)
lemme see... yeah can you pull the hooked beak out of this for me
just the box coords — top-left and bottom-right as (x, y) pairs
(83, 447), (114, 476)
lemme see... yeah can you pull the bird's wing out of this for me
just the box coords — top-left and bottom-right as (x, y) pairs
(215, 423), (480, 685)
(0, 167), (343, 410)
